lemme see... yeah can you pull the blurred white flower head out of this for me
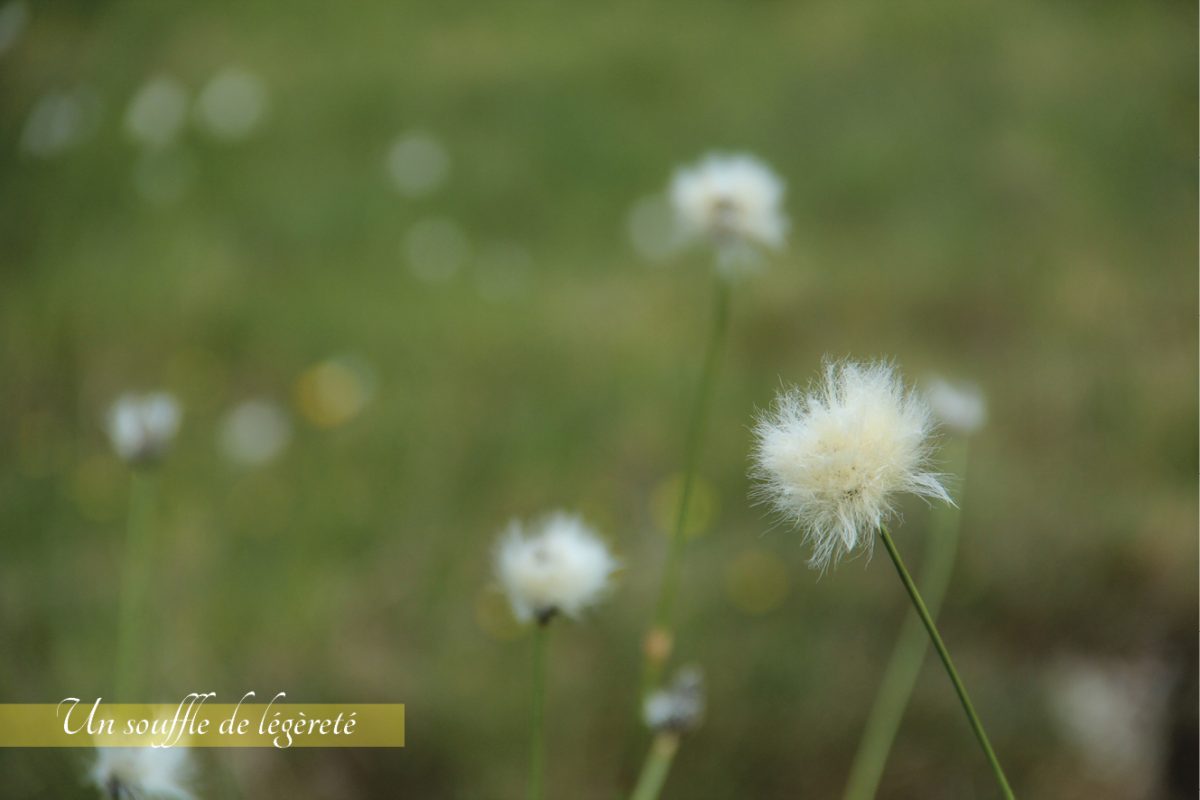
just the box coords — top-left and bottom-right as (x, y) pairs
(1045, 656), (1172, 797)
(106, 392), (182, 466)
(643, 665), (705, 734)
(753, 360), (951, 569)
(218, 399), (291, 466)
(90, 746), (194, 800)
(195, 68), (269, 141)
(387, 131), (450, 197)
(21, 86), (103, 158)
(494, 512), (618, 624)
(0, 1), (30, 57)
(670, 152), (787, 275)
(125, 75), (189, 149)
(925, 376), (987, 435)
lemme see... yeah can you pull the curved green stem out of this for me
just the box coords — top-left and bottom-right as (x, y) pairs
(844, 440), (968, 800)
(876, 524), (1014, 799)
(629, 732), (680, 800)
(115, 471), (157, 701)
(643, 276), (732, 694)
(528, 623), (550, 800)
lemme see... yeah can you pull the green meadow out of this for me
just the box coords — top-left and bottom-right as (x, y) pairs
(1, 1), (1195, 797)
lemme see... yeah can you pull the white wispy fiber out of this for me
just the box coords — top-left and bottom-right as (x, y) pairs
(643, 665), (705, 733)
(90, 746), (195, 800)
(925, 376), (987, 435)
(669, 152), (787, 273)
(106, 392), (182, 466)
(494, 512), (618, 623)
(753, 360), (951, 570)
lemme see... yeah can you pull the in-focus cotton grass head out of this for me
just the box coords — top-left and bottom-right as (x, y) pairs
(753, 360), (951, 570)
(106, 392), (182, 466)
(494, 512), (618, 624)
(925, 376), (987, 436)
(90, 746), (194, 800)
(669, 152), (787, 275)
(643, 664), (705, 734)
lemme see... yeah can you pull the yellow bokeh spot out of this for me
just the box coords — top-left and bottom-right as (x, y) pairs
(724, 548), (790, 615)
(651, 473), (717, 539)
(474, 589), (524, 642)
(294, 358), (372, 429)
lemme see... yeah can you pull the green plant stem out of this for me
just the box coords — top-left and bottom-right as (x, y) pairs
(115, 470), (157, 701)
(629, 732), (680, 800)
(843, 440), (968, 800)
(876, 524), (1014, 800)
(528, 622), (550, 800)
(643, 276), (732, 694)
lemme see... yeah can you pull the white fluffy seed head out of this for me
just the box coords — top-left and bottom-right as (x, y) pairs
(925, 376), (987, 435)
(106, 392), (182, 466)
(90, 746), (195, 800)
(494, 512), (618, 623)
(669, 152), (787, 275)
(753, 360), (951, 570)
(642, 665), (705, 734)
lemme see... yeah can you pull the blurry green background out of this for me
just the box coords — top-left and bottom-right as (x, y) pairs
(2, 1), (1196, 798)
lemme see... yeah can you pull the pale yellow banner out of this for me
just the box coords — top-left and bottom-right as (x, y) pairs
(0, 697), (404, 748)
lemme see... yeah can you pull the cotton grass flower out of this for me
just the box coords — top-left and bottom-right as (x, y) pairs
(925, 376), (987, 435)
(1045, 656), (1172, 794)
(640, 153), (780, 695)
(753, 360), (950, 570)
(633, 665), (705, 800)
(754, 361), (1015, 796)
(90, 746), (194, 800)
(494, 512), (616, 800)
(642, 665), (705, 734)
(106, 392), (182, 466)
(670, 152), (787, 274)
(109, 392), (182, 697)
(494, 512), (617, 624)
